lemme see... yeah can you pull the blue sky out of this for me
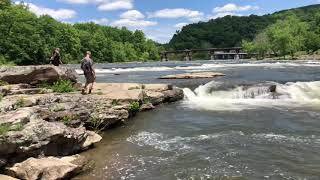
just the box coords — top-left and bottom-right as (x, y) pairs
(17, 0), (320, 43)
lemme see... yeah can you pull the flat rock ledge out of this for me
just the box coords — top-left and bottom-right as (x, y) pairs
(0, 66), (183, 180)
(159, 72), (225, 79)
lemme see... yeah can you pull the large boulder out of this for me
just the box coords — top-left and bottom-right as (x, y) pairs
(6, 155), (86, 180)
(0, 117), (101, 165)
(0, 66), (78, 85)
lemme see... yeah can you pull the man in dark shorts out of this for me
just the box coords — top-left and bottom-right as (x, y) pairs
(81, 51), (96, 94)
(50, 48), (63, 66)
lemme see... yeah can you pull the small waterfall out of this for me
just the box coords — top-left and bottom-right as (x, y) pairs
(183, 81), (320, 111)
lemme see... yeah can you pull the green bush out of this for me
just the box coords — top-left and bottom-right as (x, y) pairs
(0, 123), (23, 136)
(51, 79), (75, 93)
(15, 97), (26, 108)
(0, 93), (3, 102)
(60, 115), (73, 125)
(111, 99), (120, 107)
(129, 101), (140, 112)
(0, 80), (8, 86)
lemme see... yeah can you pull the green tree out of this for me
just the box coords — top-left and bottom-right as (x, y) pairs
(0, 0), (11, 10)
(266, 15), (308, 59)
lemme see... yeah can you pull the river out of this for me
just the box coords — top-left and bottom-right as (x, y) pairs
(74, 60), (320, 180)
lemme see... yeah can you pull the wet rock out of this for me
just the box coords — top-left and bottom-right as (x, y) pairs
(159, 72), (225, 79)
(162, 88), (184, 102)
(140, 103), (155, 111)
(0, 66), (78, 85)
(269, 85), (277, 93)
(6, 155), (86, 180)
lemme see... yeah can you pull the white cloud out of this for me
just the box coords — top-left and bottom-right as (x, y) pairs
(213, 3), (258, 13)
(90, 18), (109, 25)
(98, 0), (133, 11)
(15, 2), (76, 20)
(148, 8), (204, 21)
(120, 10), (144, 20)
(174, 22), (188, 28)
(110, 19), (157, 28)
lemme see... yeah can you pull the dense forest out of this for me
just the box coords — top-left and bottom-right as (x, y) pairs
(0, 0), (163, 65)
(242, 14), (320, 59)
(168, 4), (320, 56)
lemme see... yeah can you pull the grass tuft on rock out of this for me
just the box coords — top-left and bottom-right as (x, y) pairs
(0, 123), (24, 136)
(129, 101), (140, 113)
(0, 80), (8, 86)
(52, 79), (75, 93)
(88, 115), (108, 133)
(38, 80), (75, 93)
(60, 116), (73, 125)
(111, 99), (120, 107)
(15, 97), (26, 108)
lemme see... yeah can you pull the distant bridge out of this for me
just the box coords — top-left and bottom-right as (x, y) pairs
(161, 47), (250, 61)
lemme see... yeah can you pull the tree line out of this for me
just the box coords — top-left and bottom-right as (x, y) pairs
(0, 0), (164, 65)
(242, 14), (320, 59)
(167, 4), (320, 59)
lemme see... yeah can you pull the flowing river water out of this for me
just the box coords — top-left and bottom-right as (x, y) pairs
(74, 60), (320, 180)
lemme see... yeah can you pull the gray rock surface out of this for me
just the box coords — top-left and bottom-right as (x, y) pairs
(0, 65), (78, 85)
(6, 155), (85, 180)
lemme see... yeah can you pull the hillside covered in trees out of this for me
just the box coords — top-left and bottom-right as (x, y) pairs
(0, 0), (163, 65)
(168, 4), (320, 53)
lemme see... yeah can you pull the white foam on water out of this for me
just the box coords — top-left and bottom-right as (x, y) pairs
(126, 131), (192, 152)
(75, 61), (320, 74)
(126, 131), (245, 152)
(183, 81), (320, 111)
(251, 133), (320, 145)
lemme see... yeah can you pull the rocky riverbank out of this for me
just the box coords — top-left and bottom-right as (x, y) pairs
(0, 66), (183, 180)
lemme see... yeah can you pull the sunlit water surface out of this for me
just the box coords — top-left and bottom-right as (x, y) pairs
(73, 60), (320, 180)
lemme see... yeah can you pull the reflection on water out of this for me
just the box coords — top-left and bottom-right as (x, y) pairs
(74, 60), (320, 180)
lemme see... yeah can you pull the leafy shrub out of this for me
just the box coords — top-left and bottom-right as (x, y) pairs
(0, 123), (23, 136)
(128, 86), (140, 90)
(38, 81), (50, 89)
(15, 97), (26, 108)
(0, 80), (8, 86)
(88, 115), (109, 133)
(111, 99), (120, 107)
(51, 79), (75, 93)
(0, 93), (3, 102)
(129, 101), (140, 112)
(60, 115), (73, 125)
(97, 91), (103, 95)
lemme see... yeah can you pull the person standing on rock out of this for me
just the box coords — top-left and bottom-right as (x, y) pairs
(81, 51), (96, 94)
(50, 48), (63, 66)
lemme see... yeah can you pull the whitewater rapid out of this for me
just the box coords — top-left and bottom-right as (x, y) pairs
(75, 61), (320, 74)
(183, 81), (320, 111)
